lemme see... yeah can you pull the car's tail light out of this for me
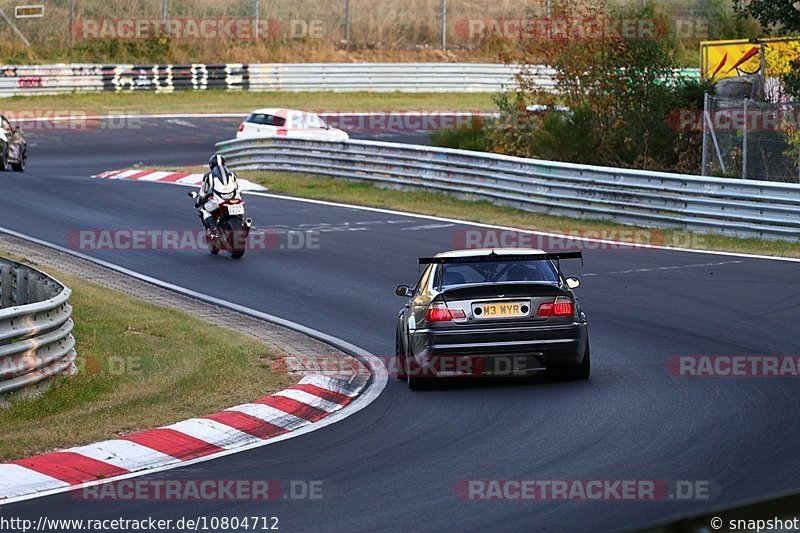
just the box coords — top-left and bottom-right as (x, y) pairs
(238, 123), (245, 132)
(426, 302), (466, 322)
(538, 297), (574, 318)
(277, 129), (288, 136)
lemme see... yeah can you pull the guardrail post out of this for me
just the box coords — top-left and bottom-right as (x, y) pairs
(702, 91), (709, 176)
(68, 0), (75, 46)
(441, 0), (447, 51)
(253, 0), (260, 40)
(15, 267), (28, 307)
(344, 0), (351, 42)
(30, 275), (44, 304)
(45, 280), (58, 300)
(742, 97), (749, 180)
(0, 266), (11, 308)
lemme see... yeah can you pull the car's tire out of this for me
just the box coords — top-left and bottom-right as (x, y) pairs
(0, 149), (7, 172)
(395, 330), (407, 381)
(11, 149), (26, 172)
(407, 356), (431, 390)
(565, 345), (591, 381)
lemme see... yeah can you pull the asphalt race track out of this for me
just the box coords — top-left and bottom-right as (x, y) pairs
(1, 116), (800, 532)
(25, 114), (434, 178)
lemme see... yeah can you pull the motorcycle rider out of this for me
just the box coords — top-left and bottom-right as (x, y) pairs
(195, 154), (242, 233)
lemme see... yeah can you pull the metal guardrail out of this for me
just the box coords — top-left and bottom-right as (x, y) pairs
(247, 63), (526, 93)
(0, 259), (76, 396)
(0, 62), (702, 97)
(0, 63), (522, 97)
(216, 137), (800, 241)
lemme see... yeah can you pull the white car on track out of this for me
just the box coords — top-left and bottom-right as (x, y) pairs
(236, 108), (349, 141)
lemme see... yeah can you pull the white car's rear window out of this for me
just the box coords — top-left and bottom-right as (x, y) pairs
(246, 114), (286, 127)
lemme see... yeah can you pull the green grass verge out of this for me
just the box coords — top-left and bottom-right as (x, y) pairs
(0, 269), (293, 461)
(242, 171), (800, 258)
(0, 91), (496, 116)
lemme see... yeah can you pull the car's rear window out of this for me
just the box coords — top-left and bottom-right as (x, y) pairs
(441, 260), (559, 287)
(246, 114), (286, 127)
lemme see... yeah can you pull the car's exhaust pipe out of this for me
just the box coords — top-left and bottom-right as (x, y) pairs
(244, 218), (253, 229)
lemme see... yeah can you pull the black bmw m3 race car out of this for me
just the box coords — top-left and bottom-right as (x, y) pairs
(395, 248), (589, 389)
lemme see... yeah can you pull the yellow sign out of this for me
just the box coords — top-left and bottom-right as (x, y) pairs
(701, 38), (800, 81)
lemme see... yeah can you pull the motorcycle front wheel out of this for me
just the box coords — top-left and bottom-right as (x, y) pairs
(206, 229), (221, 255)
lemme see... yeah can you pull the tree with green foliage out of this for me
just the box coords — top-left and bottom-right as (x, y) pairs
(487, 0), (712, 173)
(736, 0), (800, 35)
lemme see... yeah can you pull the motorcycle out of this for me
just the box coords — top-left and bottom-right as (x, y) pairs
(189, 190), (253, 259)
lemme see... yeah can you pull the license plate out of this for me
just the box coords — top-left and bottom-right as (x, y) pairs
(473, 301), (529, 319)
(227, 204), (245, 216)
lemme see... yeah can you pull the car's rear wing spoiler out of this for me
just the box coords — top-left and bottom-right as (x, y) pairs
(419, 251), (583, 265)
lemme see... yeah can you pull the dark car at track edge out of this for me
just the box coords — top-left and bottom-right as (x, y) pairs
(0, 115), (27, 172)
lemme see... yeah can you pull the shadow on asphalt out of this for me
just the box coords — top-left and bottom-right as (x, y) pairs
(396, 372), (594, 392)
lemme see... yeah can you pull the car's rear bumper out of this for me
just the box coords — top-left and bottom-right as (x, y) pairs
(411, 322), (588, 377)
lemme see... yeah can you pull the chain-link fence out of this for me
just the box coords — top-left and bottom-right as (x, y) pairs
(703, 94), (800, 183)
(0, 0), (742, 54)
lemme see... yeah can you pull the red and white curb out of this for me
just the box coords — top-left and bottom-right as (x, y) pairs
(0, 374), (366, 502)
(93, 169), (268, 192)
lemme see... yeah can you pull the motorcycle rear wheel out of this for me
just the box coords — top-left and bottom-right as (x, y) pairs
(225, 218), (247, 259)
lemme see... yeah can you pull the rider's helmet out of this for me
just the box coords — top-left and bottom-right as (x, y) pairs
(208, 154), (227, 171)
(209, 158), (237, 198)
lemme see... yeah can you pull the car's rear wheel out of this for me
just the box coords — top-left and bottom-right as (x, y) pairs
(407, 356), (431, 390)
(564, 345), (591, 381)
(395, 331), (407, 381)
(11, 149), (26, 172)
